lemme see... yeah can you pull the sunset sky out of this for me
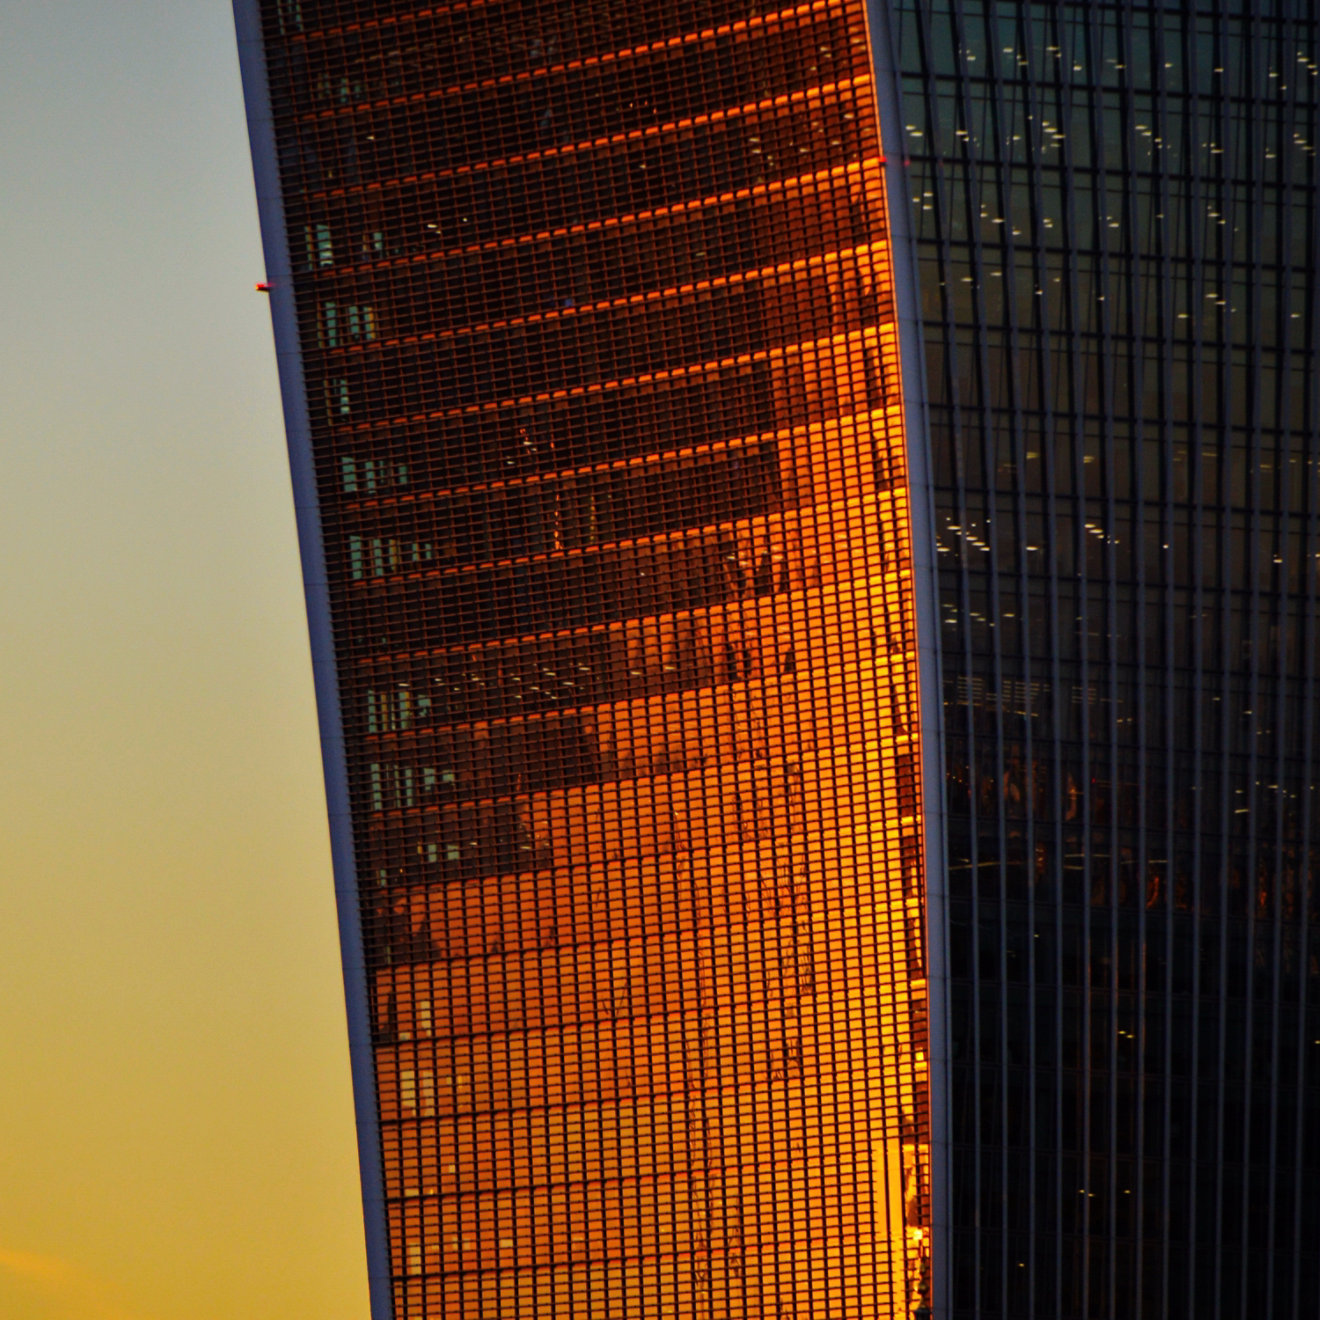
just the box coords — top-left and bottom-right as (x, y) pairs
(1, 4), (370, 1317)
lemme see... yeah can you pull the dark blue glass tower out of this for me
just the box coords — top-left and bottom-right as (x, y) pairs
(889, 2), (1320, 1315)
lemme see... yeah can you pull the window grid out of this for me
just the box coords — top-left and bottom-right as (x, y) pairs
(894, 0), (1320, 1315)
(257, 0), (931, 1314)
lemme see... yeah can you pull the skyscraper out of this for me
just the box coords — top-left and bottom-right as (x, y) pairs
(890, 4), (1320, 1315)
(234, 1), (1320, 1317)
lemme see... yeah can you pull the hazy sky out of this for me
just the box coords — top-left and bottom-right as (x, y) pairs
(1, 4), (369, 1317)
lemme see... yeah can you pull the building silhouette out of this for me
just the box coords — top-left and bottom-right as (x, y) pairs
(234, 0), (1320, 1316)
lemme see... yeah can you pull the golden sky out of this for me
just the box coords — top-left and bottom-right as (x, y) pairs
(0, 4), (370, 1316)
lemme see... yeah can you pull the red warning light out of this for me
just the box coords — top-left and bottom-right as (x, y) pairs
(255, 282), (271, 293)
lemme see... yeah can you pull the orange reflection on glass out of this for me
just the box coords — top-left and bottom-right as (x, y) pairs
(275, 0), (934, 1311)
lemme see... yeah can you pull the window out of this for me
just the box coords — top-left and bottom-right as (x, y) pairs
(275, 0), (302, 35)
(304, 222), (333, 268)
(321, 302), (377, 347)
(324, 377), (350, 420)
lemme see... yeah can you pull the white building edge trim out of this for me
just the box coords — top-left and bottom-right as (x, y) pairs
(231, 5), (395, 1316)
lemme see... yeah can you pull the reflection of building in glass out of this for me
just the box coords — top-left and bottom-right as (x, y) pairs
(235, 0), (1320, 1316)
(235, 0), (928, 1315)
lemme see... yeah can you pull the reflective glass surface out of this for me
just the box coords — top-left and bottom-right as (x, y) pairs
(248, 0), (930, 1314)
(894, 1), (1320, 1315)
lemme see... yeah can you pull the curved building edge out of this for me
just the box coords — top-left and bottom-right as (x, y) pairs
(232, 4), (395, 1315)
(863, 4), (948, 1317)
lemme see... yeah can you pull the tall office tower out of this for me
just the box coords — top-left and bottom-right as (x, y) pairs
(888, 3), (1320, 1316)
(234, 0), (930, 1317)
(235, 1), (1320, 1318)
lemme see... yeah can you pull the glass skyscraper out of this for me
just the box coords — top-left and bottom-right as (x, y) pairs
(889, 3), (1320, 1314)
(235, 0), (1320, 1316)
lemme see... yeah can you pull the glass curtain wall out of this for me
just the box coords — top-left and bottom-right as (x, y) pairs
(246, 0), (931, 1315)
(892, 1), (1320, 1316)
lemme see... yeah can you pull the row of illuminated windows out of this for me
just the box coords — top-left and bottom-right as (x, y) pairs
(278, 91), (869, 224)
(935, 509), (1320, 593)
(942, 587), (1320, 682)
(308, 349), (887, 477)
(299, 184), (875, 319)
(308, 252), (886, 375)
(912, 84), (1317, 175)
(357, 683), (860, 808)
(929, 419), (1320, 513)
(356, 609), (808, 729)
(299, 181), (873, 296)
(915, 183), (1318, 278)
(318, 352), (895, 498)
(920, 243), (1320, 305)
(925, 258), (1317, 351)
(291, 158), (881, 287)
(900, 0), (1318, 102)
(339, 444), (782, 576)
(330, 510), (898, 654)
(273, 45), (870, 197)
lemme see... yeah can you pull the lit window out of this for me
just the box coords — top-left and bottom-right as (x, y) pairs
(346, 304), (377, 342)
(304, 222), (333, 268)
(325, 377), (350, 419)
(275, 0), (302, 34)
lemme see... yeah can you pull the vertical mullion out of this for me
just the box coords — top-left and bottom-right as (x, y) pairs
(1238, 7), (1267, 1315)
(1289, 62), (1320, 1314)
(1208, 12), (1236, 1320)
(1047, 17), (1080, 1318)
(1266, 14), (1302, 1316)
(1150, 7), (1181, 1316)
(1180, 6), (1208, 1313)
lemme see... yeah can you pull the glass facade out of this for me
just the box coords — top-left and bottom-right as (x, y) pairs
(237, 0), (1320, 1316)
(236, 0), (929, 1316)
(892, 1), (1320, 1316)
